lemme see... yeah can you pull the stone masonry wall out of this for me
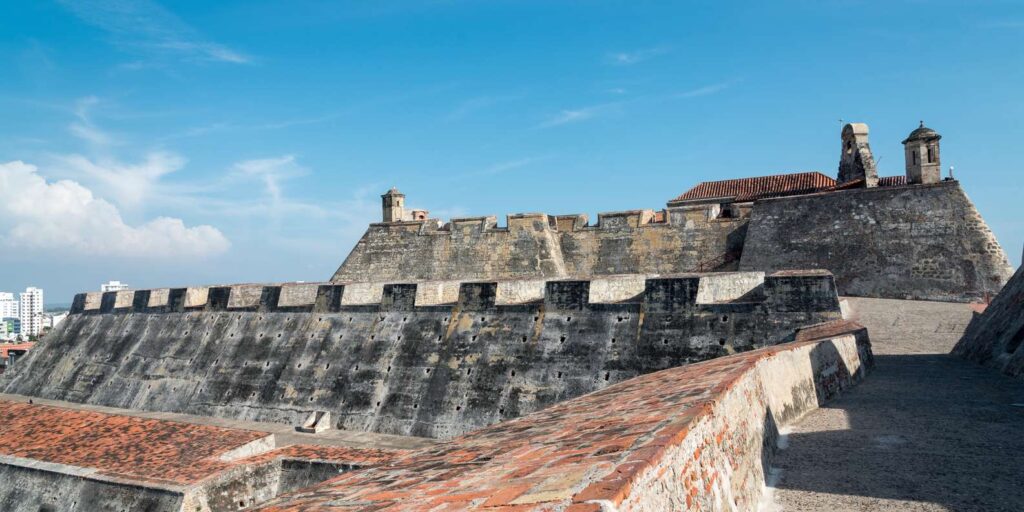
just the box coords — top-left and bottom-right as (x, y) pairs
(332, 209), (746, 283)
(252, 324), (872, 511)
(334, 182), (1010, 302)
(739, 181), (1013, 301)
(953, 265), (1024, 378)
(2, 272), (841, 440)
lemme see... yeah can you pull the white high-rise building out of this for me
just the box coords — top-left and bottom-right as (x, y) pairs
(19, 287), (43, 338)
(101, 281), (129, 292)
(0, 292), (17, 320)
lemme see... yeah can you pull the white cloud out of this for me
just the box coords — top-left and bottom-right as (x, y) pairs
(56, 151), (186, 209)
(0, 160), (229, 258)
(606, 46), (670, 66)
(57, 0), (250, 64)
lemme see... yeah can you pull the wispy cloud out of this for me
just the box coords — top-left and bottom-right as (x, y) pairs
(56, 0), (250, 64)
(474, 156), (552, 176)
(606, 46), (671, 66)
(539, 80), (736, 129)
(445, 95), (521, 121)
(672, 80), (738, 99)
(231, 155), (308, 217)
(68, 96), (118, 146)
(538, 102), (622, 128)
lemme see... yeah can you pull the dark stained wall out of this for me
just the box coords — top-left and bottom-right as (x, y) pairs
(2, 273), (841, 440)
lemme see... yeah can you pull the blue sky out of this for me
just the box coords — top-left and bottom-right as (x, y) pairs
(1, 0), (1022, 303)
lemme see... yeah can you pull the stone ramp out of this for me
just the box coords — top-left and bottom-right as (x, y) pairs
(770, 297), (1024, 511)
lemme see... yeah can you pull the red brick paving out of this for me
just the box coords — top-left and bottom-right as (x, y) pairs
(255, 324), (865, 511)
(0, 400), (405, 487)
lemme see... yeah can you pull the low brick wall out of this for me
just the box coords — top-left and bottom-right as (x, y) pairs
(254, 323), (872, 511)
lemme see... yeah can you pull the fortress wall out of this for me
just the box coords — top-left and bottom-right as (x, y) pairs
(739, 181), (1014, 302)
(331, 210), (747, 283)
(3, 273), (841, 440)
(953, 265), (1024, 378)
(0, 463), (184, 512)
(252, 323), (872, 511)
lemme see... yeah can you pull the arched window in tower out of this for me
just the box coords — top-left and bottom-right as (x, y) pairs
(927, 147), (934, 163)
(912, 150), (918, 165)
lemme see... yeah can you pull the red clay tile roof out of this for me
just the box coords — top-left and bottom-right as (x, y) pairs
(0, 400), (268, 486)
(0, 343), (33, 359)
(0, 400), (405, 487)
(254, 324), (866, 512)
(672, 171), (837, 203)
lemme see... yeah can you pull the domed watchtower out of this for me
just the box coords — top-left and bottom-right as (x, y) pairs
(381, 187), (405, 223)
(902, 122), (942, 184)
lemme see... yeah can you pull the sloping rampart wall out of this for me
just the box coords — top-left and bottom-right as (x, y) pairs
(333, 182), (1012, 302)
(740, 181), (1013, 301)
(953, 265), (1024, 378)
(2, 272), (841, 440)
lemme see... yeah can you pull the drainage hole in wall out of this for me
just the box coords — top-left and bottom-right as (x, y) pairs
(472, 335), (478, 341)
(662, 339), (668, 345)
(370, 335), (375, 340)
(510, 370), (516, 377)
(722, 315), (729, 323)
(566, 316), (572, 322)
(425, 368), (431, 374)
(611, 338), (617, 344)
(560, 336), (566, 343)
(466, 368), (472, 375)
(719, 338), (726, 346)
(522, 336), (528, 343)
(456, 405), (462, 411)
(397, 335), (402, 341)
(376, 401), (381, 407)
(604, 372), (610, 381)
(557, 371), (562, 379)
(437, 336), (443, 342)
(326, 363), (331, 370)
(387, 365), (391, 372)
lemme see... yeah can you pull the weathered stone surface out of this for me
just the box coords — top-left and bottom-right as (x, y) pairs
(953, 265), (1024, 378)
(332, 209), (746, 283)
(2, 272), (841, 440)
(252, 325), (871, 511)
(334, 182), (1011, 302)
(740, 181), (1013, 301)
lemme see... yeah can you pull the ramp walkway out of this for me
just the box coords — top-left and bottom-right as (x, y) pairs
(770, 297), (1024, 511)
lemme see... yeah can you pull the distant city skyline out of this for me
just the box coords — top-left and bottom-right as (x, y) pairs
(1, 1), (1022, 301)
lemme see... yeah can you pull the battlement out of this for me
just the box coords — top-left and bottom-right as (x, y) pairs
(70, 271), (838, 315)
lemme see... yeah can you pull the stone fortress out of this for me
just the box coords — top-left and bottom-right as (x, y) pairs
(0, 122), (1020, 511)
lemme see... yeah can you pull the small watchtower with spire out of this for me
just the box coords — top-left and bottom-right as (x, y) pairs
(903, 121), (942, 184)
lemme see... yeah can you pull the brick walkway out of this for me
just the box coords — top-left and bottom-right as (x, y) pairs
(770, 297), (1024, 511)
